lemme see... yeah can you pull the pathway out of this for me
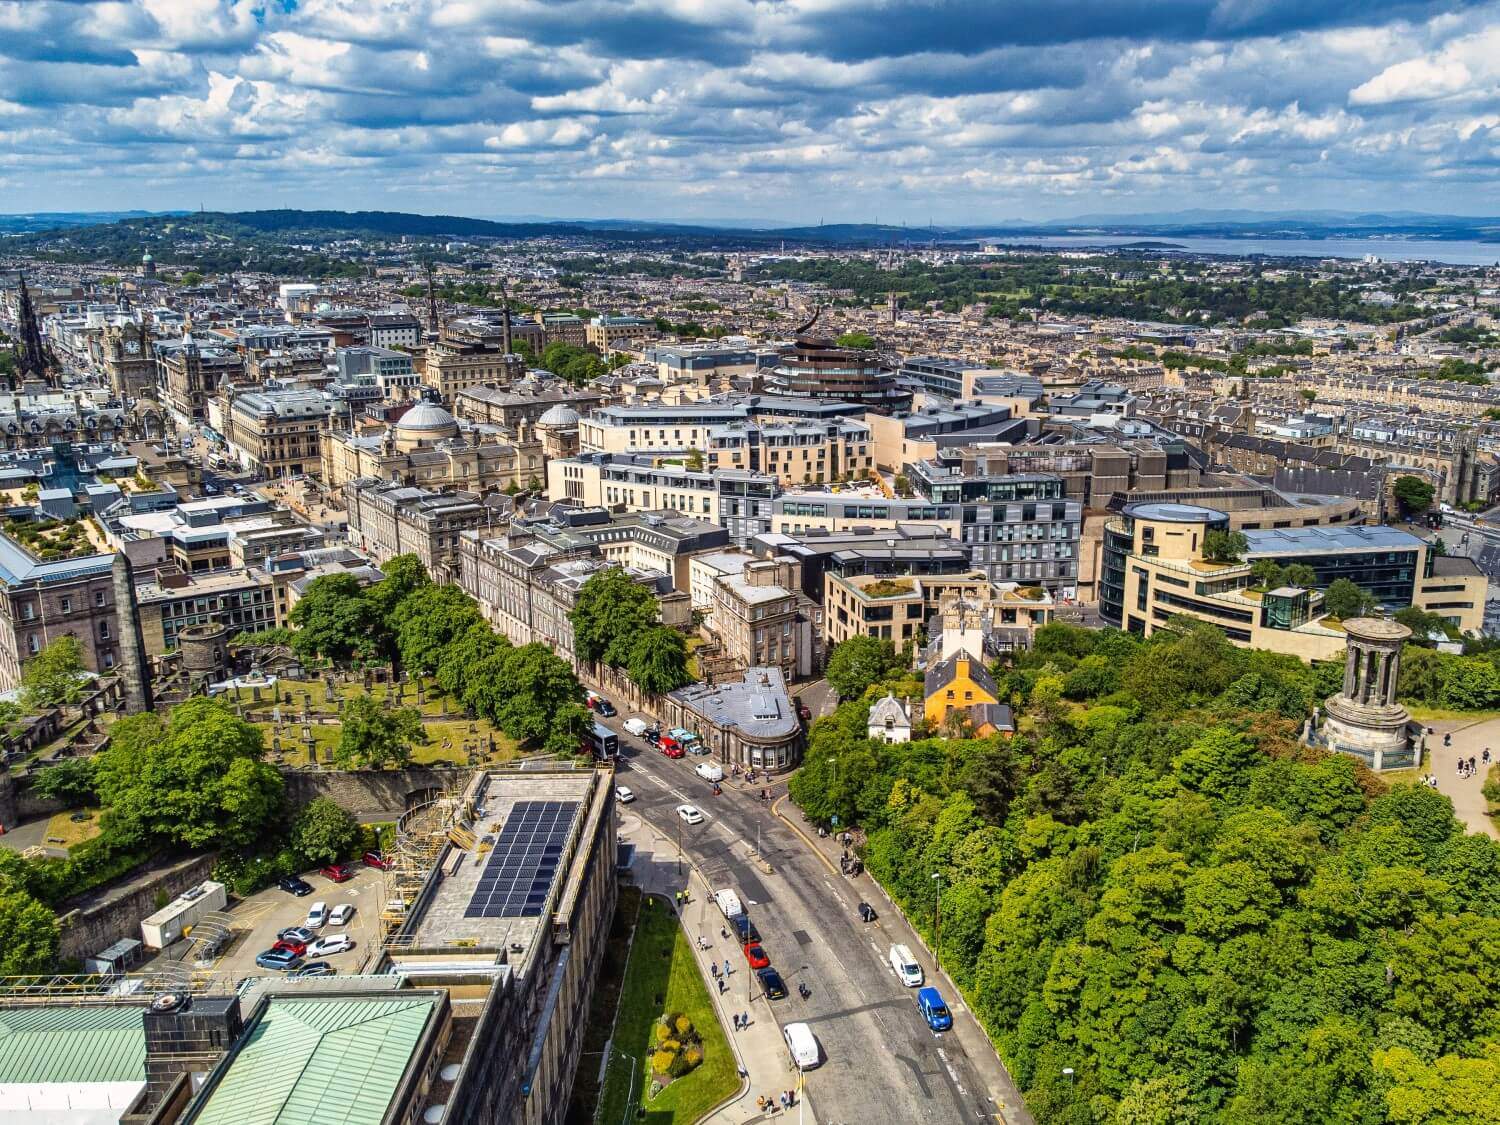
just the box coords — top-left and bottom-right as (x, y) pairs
(1426, 718), (1499, 838)
(618, 809), (814, 1123)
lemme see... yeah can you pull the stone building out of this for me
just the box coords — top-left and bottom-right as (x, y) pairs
(217, 383), (336, 479)
(320, 401), (545, 497)
(0, 536), (120, 691)
(346, 481), (505, 583)
(662, 666), (804, 773)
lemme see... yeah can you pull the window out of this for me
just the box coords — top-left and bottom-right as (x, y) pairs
(60, 597), (71, 614)
(95, 591), (107, 607)
(99, 622), (110, 640)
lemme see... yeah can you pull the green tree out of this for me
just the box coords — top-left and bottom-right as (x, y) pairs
(569, 567), (658, 667)
(289, 573), (384, 664)
(336, 695), (426, 769)
(95, 698), (282, 850)
(22, 634), (86, 709)
(1392, 475), (1436, 516)
(1322, 578), (1374, 620)
(825, 635), (903, 700)
(0, 885), (59, 974)
(368, 553), (430, 623)
(391, 584), (485, 675)
(1375, 1042), (1500, 1124)
(1282, 563), (1319, 588)
(1250, 559), (1284, 589)
(492, 643), (586, 747)
(292, 797), (361, 866)
(29, 757), (97, 807)
(1395, 605), (1455, 643)
(1201, 529), (1249, 563)
(683, 448), (704, 471)
(627, 626), (692, 695)
(1441, 659), (1500, 710)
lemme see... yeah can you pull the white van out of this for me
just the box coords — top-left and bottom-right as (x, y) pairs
(695, 761), (724, 783)
(623, 717), (650, 737)
(713, 889), (743, 918)
(889, 944), (923, 987)
(783, 1022), (820, 1070)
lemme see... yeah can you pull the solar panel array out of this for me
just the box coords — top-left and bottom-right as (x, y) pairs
(464, 800), (579, 919)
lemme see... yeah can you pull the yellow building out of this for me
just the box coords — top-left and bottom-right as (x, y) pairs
(922, 650), (1013, 735)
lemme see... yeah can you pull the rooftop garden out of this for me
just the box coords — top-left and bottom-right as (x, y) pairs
(862, 578), (915, 598)
(3, 517), (100, 561)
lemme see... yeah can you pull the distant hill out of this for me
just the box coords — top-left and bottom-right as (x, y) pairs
(0, 210), (186, 234)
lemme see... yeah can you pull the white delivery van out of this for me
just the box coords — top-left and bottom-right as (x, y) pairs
(889, 943), (923, 987)
(623, 717), (650, 737)
(714, 889), (743, 918)
(783, 1022), (820, 1070)
(695, 761), (725, 783)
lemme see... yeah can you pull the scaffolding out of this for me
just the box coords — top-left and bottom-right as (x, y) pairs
(381, 774), (471, 943)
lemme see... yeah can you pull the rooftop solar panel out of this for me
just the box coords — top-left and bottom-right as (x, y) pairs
(463, 800), (580, 919)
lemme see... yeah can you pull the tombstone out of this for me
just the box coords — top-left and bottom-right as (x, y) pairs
(393, 681), (404, 705)
(487, 733), (496, 756)
(322, 744), (335, 764)
(468, 722), (477, 736)
(251, 683), (262, 703)
(273, 704), (282, 726)
(363, 668), (374, 692)
(416, 678), (426, 706)
(325, 672), (337, 702)
(301, 695), (311, 724)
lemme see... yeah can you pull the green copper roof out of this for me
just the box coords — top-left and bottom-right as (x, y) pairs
(0, 1005), (146, 1084)
(191, 995), (439, 1125)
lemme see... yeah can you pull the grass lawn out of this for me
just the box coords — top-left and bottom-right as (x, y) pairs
(254, 716), (518, 768)
(1407, 705), (1500, 724)
(595, 893), (738, 1125)
(43, 807), (102, 849)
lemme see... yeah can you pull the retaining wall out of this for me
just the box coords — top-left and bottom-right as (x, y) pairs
(56, 853), (217, 962)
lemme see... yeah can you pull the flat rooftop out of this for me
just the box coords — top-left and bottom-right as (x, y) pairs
(1244, 523), (1424, 557)
(406, 772), (596, 958)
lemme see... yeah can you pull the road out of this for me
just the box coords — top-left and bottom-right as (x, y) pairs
(607, 726), (1032, 1125)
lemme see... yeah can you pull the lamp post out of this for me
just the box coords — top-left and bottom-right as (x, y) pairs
(931, 871), (943, 974)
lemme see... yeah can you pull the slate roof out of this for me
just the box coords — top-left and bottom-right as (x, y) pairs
(923, 649), (999, 701)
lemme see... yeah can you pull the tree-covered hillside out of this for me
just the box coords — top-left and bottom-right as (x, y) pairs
(791, 622), (1500, 1123)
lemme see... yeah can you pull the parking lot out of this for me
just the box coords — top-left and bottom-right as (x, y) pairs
(149, 863), (387, 983)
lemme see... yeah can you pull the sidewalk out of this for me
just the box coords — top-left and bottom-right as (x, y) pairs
(1429, 718), (1500, 838)
(619, 810), (812, 1124)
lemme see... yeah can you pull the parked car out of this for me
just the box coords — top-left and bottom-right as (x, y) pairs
(362, 852), (391, 870)
(889, 944), (923, 988)
(277, 926), (317, 945)
(320, 864), (353, 883)
(676, 804), (704, 825)
(623, 717), (650, 738)
(306, 934), (354, 957)
(744, 943), (770, 970)
(271, 938), (307, 956)
(643, 726), (661, 746)
(278, 876), (313, 897)
(917, 987), (953, 1032)
(659, 734), (685, 759)
(306, 902), (329, 928)
(695, 761), (724, 783)
(595, 698), (617, 717)
(292, 962), (335, 978)
(783, 1022), (820, 1070)
(329, 904), (356, 926)
(729, 914), (761, 943)
(792, 696), (812, 722)
(757, 967), (788, 1000)
(256, 949), (303, 971)
(615, 785), (636, 804)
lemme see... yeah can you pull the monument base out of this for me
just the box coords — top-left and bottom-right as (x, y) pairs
(1315, 694), (1415, 771)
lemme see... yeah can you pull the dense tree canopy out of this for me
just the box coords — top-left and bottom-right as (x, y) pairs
(627, 627), (692, 695)
(791, 620), (1500, 1122)
(336, 695), (426, 769)
(22, 635), (87, 710)
(1392, 475), (1436, 516)
(289, 573), (385, 664)
(825, 635), (905, 700)
(570, 567), (661, 667)
(291, 797), (361, 866)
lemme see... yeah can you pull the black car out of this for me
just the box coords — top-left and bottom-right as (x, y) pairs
(595, 699), (617, 718)
(757, 967), (787, 1000)
(293, 962), (335, 978)
(729, 914), (761, 943)
(277, 876), (313, 897)
(643, 727), (661, 746)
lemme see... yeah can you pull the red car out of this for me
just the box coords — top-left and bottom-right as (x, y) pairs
(362, 852), (391, 870)
(320, 864), (352, 883)
(744, 942), (770, 970)
(272, 938), (307, 956)
(659, 735), (685, 759)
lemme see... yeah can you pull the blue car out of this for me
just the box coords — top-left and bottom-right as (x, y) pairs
(917, 986), (952, 1032)
(255, 949), (303, 972)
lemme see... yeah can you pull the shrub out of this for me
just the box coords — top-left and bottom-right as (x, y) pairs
(650, 1049), (676, 1075)
(673, 1014), (694, 1038)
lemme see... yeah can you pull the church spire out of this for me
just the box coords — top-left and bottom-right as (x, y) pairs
(12, 272), (53, 388)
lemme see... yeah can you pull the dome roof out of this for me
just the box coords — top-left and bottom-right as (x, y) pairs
(537, 403), (580, 426)
(396, 401), (457, 433)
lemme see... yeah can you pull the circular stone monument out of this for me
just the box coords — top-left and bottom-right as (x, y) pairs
(1318, 617), (1415, 771)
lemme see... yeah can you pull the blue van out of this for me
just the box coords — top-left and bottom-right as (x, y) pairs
(917, 986), (952, 1032)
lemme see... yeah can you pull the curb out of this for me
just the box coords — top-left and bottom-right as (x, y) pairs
(770, 795), (840, 878)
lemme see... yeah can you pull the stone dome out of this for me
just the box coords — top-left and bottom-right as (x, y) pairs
(537, 403), (580, 427)
(397, 401), (458, 433)
(393, 401), (458, 452)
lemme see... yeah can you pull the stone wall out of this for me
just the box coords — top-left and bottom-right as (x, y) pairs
(279, 766), (472, 819)
(0, 770), (72, 829)
(56, 853), (217, 962)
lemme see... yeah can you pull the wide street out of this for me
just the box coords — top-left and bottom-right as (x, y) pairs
(606, 720), (1033, 1125)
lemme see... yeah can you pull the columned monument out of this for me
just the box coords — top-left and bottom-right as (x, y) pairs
(1313, 617), (1415, 770)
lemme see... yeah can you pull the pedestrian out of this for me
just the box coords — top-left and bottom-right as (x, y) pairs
(718, 978), (726, 994)
(732, 1013), (741, 1030)
(742, 1011), (750, 1027)
(724, 958), (732, 976)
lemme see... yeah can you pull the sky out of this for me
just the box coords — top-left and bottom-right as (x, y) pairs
(2, 0), (1500, 225)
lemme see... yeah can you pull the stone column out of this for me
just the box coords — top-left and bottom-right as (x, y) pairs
(1385, 647), (1402, 706)
(1343, 645), (1359, 697)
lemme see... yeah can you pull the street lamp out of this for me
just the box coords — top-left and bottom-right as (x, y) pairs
(931, 872), (942, 974)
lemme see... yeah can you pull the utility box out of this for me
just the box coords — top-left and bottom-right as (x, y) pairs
(141, 881), (228, 950)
